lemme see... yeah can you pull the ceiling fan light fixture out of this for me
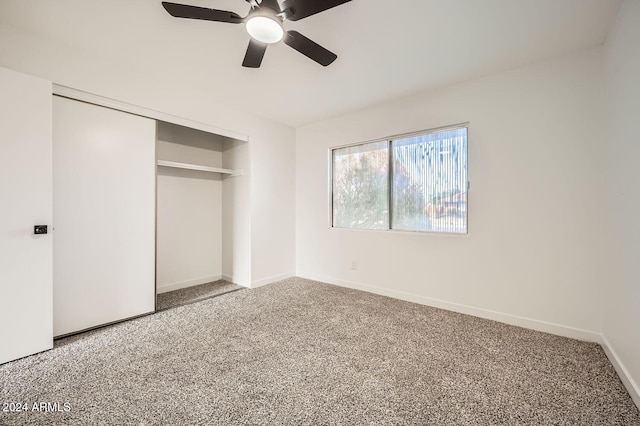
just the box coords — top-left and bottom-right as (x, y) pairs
(245, 15), (283, 44)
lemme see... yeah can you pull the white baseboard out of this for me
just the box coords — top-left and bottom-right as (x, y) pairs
(297, 273), (601, 343)
(600, 335), (640, 409)
(157, 274), (222, 294)
(251, 272), (295, 289)
(221, 274), (251, 288)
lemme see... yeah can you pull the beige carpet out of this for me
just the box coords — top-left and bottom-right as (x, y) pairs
(1, 277), (638, 425)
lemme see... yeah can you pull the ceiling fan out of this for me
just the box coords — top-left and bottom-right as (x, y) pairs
(161, 0), (352, 68)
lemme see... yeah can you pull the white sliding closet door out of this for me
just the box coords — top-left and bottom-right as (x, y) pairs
(53, 97), (156, 337)
(0, 67), (53, 364)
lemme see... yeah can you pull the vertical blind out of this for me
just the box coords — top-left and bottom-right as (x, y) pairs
(391, 127), (467, 233)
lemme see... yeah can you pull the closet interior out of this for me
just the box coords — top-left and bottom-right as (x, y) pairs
(156, 121), (249, 301)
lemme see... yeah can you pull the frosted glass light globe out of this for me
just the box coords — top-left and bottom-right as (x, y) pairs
(246, 16), (284, 44)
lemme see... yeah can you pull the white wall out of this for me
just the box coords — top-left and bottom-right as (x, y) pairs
(297, 49), (605, 339)
(156, 122), (224, 293)
(0, 67), (53, 363)
(603, 0), (640, 407)
(0, 23), (296, 287)
(222, 138), (251, 286)
(249, 124), (297, 287)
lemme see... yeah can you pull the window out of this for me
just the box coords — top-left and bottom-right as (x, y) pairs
(332, 140), (388, 230)
(331, 125), (468, 234)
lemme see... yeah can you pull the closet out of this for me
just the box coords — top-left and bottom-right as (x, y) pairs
(51, 93), (249, 338)
(156, 122), (247, 296)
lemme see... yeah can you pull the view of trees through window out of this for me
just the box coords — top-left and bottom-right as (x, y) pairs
(332, 141), (389, 229)
(332, 126), (468, 234)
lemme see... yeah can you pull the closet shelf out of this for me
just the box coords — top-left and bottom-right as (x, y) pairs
(157, 160), (241, 176)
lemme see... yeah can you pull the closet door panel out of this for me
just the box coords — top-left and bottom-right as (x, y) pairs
(53, 97), (155, 336)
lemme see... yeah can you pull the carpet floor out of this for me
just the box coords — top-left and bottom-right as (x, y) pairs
(156, 280), (244, 311)
(1, 277), (638, 425)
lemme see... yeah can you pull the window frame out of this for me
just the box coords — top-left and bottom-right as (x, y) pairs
(329, 123), (469, 235)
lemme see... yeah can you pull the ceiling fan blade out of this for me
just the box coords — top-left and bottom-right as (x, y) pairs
(284, 30), (337, 66)
(242, 39), (267, 68)
(281, 0), (351, 21)
(162, 2), (243, 24)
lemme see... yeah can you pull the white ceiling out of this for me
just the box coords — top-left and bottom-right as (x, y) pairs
(0, 0), (622, 127)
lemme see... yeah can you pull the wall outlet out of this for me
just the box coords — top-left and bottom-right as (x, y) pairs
(350, 260), (357, 270)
